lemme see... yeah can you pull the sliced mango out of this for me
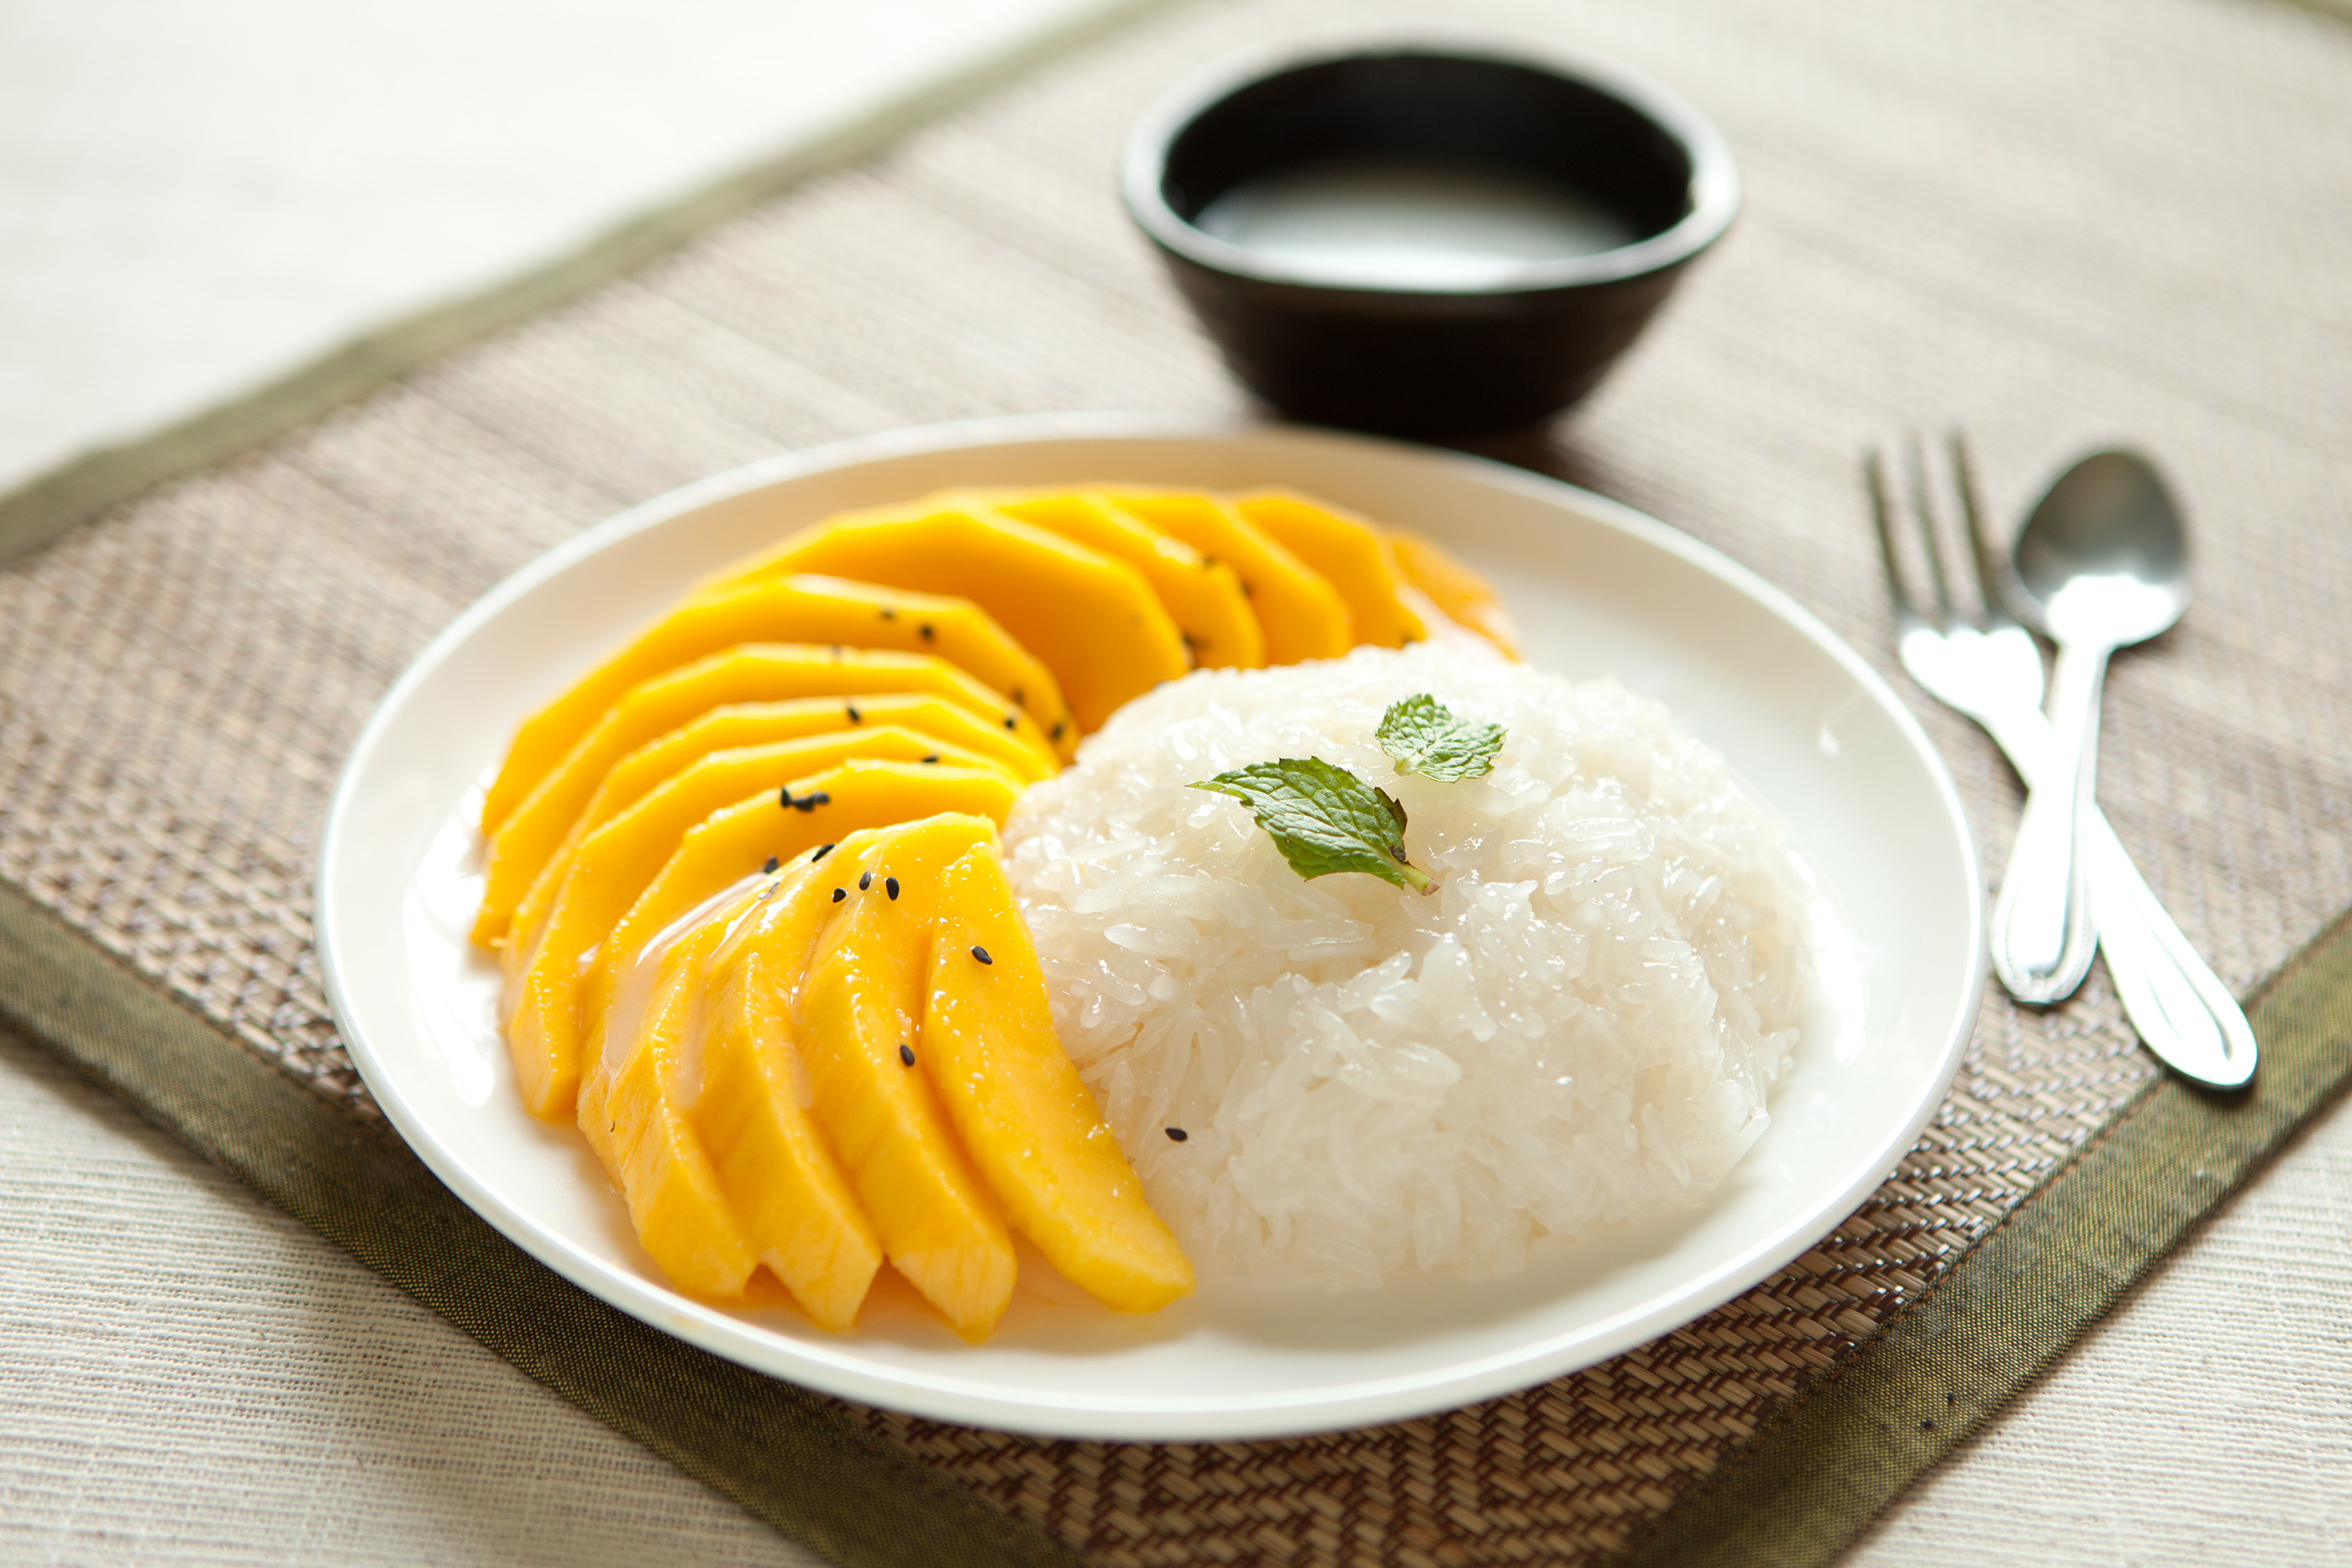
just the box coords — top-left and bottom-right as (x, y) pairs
(792, 817), (1016, 1340)
(1388, 527), (1522, 658)
(575, 911), (759, 1299)
(505, 725), (1014, 1000)
(590, 696), (1056, 820)
(573, 810), (1193, 1332)
(701, 505), (1184, 737)
(482, 574), (1061, 832)
(693, 853), (888, 1331)
(1104, 490), (1352, 665)
(575, 760), (1023, 1093)
(1232, 490), (1427, 650)
(979, 490), (1264, 672)
(511, 754), (1018, 1124)
(480, 643), (1052, 948)
(486, 705), (1016, 955)
(922, 844), (1194, 1314)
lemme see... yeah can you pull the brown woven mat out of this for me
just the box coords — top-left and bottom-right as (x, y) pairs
(3, 0), (2349, 1562)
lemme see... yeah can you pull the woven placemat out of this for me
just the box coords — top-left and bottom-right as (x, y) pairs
(3, 0), (2349, 1563)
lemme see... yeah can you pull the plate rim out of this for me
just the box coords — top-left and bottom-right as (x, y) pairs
(315, 412), (1984, 1440)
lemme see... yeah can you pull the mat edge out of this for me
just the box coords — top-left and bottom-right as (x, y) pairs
(0, 876), (1084, 1568)
(1609, 904), (2352, 1568)
(0, 0), (1178, 570)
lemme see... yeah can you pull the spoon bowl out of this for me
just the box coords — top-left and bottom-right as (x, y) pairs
(2009, 451), (2192, 646)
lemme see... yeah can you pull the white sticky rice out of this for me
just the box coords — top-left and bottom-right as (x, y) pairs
(1000, 640), (1815, 1290)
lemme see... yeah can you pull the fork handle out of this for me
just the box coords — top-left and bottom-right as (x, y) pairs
(1991, 637), (2106, 1002)
(1977, 703), (2255, 1087)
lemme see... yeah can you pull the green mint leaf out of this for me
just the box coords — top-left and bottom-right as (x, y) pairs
(1190, 758), (1434, 894)
(1376, 693), (1505, 780)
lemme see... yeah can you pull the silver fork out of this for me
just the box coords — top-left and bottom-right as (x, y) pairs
(1868, 433), (2255, 1088)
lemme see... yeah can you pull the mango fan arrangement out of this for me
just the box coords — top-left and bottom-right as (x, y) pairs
(477, 486), (1519, 1339)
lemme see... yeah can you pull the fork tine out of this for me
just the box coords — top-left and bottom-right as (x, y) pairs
(1864, 447), (1920, 624)
(1947, 431), (2014, 627)
(1903, 432), (1960, 622)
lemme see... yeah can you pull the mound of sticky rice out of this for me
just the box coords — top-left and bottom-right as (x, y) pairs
(1000, 640), (1814, 1290)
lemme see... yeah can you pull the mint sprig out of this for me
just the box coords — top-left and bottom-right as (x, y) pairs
(1190, 758), (1434, 894)
(1376, 693), (1504, 781)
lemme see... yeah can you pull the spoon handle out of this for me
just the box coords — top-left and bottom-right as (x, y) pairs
(1991, 638), (2105, 1002)
(2087, 818), (2257, 1087)
(1973, 697), (2256, 1086)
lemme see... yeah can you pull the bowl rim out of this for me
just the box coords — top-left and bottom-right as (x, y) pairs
(1121, 24), (1741, 300)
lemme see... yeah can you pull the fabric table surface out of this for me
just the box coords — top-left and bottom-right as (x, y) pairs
(0, 0), (1140, 497)
(3, 0), (2351, 1563)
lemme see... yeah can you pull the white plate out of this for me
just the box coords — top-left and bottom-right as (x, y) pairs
(318, 415), (1982, 1440)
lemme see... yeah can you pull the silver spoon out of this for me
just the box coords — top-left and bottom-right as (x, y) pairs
(1990, 450), (2192, 1004)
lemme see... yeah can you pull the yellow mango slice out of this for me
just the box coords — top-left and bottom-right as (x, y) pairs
(485, 699), (1021, 953)
(512, 756), (1017, 1124)
(691, 855), (888, 1331)
(505, 724), (1015, 1000)
(481, 574), (1060, 832)
(576, 761), (1022, 1089)
(701, 505), (1183, 737)
(591, 696), (1056, 817)
(979, 490), (1264, 672)
(1232, 490), (1428, 650)
(480, 643), (1052, 948)
(580, 872), (785, 1174)
(922, 844), (1194, 1314)
(1104, 490), (1352, 665)
(575, 912), (759, 1300)
(1388, 527), (1522, 658)
(794, 819), (1016, 1340)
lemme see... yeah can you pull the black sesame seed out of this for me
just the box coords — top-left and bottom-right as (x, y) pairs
(846, 704), (862, 724)
(832, 887), (847, 902)
(1012, 687), (1026, 705)
(921, 753), (941, 764)
(1003, 714), (1018, 730)
(858, 870), (872, 890)
(811, 842), (835, 863)
(763, 857), (780, 874)
(779, 786), (793, 808)
(885, 877), (900, 900)
(794, 790), (830, 812)
(1165, 1127), (1189, 1142)
(1050, 721), (1067, 741)
(880, 606), (897, 620)
(920, 623), (935, 641)
(899, 1043), (916, 1067)
(971, 945), (992, 965)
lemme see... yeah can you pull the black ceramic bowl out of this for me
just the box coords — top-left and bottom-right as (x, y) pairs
(1122, 32), (1739, 438)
